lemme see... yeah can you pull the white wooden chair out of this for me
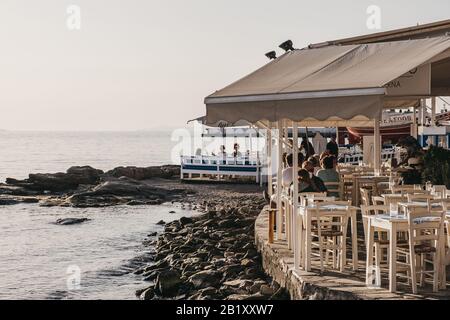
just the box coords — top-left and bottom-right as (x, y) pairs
(324, 181), (343, 200)
(396, 208), (445, 294)
(310, 201), (352, 272)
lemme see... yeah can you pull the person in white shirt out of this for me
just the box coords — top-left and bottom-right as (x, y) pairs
(218, 145), (227, 157)
(282, 152), (305, 188)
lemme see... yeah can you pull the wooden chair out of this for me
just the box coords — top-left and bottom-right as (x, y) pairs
(324, 181), (343, 200)
(361, 205), (393, 271)
(310, 201), (352, 272)
(397, 208), (445, 294)
(372, 196), (385, 206)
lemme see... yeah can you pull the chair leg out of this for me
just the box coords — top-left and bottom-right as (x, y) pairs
(419, 254), (425, 287)
(374, 243), (382, 286)
(433, 252), (440, 293)
(410, 252), (417, 294)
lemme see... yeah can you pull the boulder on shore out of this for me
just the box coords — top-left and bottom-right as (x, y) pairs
(55, 218), (91, 225)
(5, 166), (103, 192)
(105, 165), (180, 180)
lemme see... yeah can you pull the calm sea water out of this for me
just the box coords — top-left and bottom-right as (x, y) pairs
(0, 131), (195, 300)
(0, 130), (182, 181)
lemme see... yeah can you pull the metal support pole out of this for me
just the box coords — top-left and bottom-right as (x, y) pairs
(292, 121), (299, 270)
(431, 97), (436, 126)
(267, 126), (272, 197)
(374, 118), (381, 173)
(276, 120), (283, 239)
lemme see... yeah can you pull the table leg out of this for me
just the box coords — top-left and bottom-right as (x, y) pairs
(366, 219), (374, 285)
(389, 224), (397, 293)
(305, 210), (312, 272)
(351, 210), (358, 271)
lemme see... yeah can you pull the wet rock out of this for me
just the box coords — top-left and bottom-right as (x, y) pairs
(156, 270), (182, 297)
(188, 270), (221, 289)
(0, 198), (20, 205)
(6, 166), (103, 192)
(55, 218), (90, 225)
(140, 286), (155, 300)
(156, 220), (166, 225)
(105, 165), (180, 180)
(259, 285), (274, 296)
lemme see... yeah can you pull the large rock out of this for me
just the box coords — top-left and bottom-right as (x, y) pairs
(55, 218), (91, 225)
(105, 165), (180, 180)
(5, 166), (103, 192)
(188, 270), (221, 289)
(156, 270), (182, 297)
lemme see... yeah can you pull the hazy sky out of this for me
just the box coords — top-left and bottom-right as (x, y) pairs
(0, 0), (449, 131)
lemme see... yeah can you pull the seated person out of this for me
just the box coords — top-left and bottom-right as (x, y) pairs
(233, 143), (242, 158)
(297, 169), (323, 193)
(282, 152), (305, 189)
(307, 155), (321, 175)
(317, 156), (340, 196)
(301, 161), (327, 193)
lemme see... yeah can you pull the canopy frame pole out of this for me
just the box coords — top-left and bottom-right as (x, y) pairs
(267, 126), (272, 197)
(292, 120), (300, 271)
(411, 106), (418, 139)
(276, 120), (283, 240)
(431, 97), (437, 126)
(374, 118), (381, 172)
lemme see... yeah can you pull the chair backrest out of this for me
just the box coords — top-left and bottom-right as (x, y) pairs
(361, 204), (389, 216)
(325, 181), (343, 199)
(407, 207), (444, 248)
(407, 194), (435, 203)
(431, 185), (447, 199)
(384, 194), (407, 206)
(298, 192), (327, 206)
(372, 196), (385, 205)
(360, 204), (389, 238)
(360, 188), (371, 206)
(391, 185), (415, 194)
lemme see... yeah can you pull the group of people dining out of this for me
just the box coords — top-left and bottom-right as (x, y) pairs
(280, 136), (340, 195)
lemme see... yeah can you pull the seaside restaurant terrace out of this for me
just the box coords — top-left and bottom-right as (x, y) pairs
(202, 24), (450, 298)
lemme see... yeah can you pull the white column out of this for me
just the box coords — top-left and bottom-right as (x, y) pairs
(411, 106), (418, 139)
(374, 118), (381, 172)
(267, 126), (272, 197)
(431, 97), (436, 126)
(276, 120), (283, 239)
(292, 121), (299, 270)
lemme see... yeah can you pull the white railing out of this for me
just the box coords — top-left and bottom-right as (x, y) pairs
(180, 155), (262, 183)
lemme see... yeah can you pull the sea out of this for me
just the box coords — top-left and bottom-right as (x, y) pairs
(0, 130), (197, 300)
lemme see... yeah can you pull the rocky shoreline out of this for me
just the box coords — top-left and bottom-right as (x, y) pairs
(134, 191), (289, 300)
(0, 165), (187, 207)
(1, 165), (289, 300)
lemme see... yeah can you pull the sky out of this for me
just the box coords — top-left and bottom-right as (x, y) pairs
(0, 0), (449, 131)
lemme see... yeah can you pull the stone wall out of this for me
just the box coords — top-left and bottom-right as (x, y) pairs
(255, 208), (361, 300)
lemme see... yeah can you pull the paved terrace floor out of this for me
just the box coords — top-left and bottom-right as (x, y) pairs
(255, 208), (450, 300)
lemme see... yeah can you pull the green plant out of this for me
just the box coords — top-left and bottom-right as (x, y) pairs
(422, 145), (450, 188)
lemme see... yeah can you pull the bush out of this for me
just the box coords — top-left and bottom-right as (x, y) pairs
(422, 145), (450, 188)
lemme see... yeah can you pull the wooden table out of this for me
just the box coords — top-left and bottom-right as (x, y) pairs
(352, 175), (390, 206)
(297, 204), (359, 272)
(366, 213), (447, 292)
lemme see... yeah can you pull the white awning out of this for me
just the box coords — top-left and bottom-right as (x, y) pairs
(205, 36), (450, 126)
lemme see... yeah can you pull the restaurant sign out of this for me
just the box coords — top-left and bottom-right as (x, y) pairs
(385, 64), (431, 96)
(381, 112), (413, 127)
